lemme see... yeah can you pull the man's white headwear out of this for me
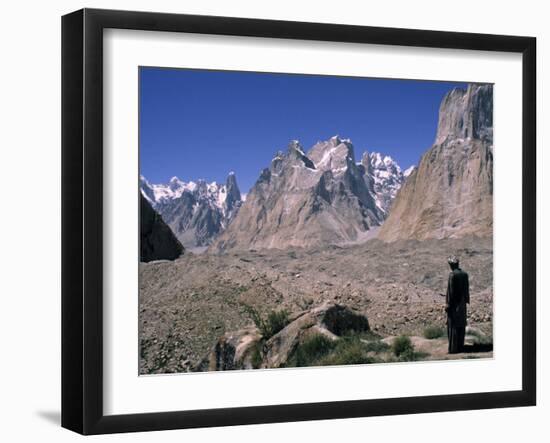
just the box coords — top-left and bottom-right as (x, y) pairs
(447, 256), (459, 266)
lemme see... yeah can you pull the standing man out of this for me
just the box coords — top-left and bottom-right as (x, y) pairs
(446, 256), (470, 354)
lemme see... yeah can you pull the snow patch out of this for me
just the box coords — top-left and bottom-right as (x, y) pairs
(403, 165), (416, 178)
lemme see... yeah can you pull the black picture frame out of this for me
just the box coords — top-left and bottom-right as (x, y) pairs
(61, 8), (537, 435)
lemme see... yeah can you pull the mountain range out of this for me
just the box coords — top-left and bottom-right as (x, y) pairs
(211, 137), (410, 251)
(140, 83), (492, 254)
(141, 140), (409, 251)
(140, 173), (242, 250)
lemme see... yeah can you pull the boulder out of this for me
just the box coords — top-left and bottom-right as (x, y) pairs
(194, 327), (262, 371)
(263, 303), (370, 368)
(196, 303), (370, 370)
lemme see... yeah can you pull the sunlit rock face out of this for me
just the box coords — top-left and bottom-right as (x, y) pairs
(378, 84), (493, 242)
(211, 137), (388, 252)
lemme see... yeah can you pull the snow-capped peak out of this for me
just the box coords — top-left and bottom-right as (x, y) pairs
(358, 150), (407, 216)
(383, 155), (397, 168)
(403, 165), (416, 178)
(139, 172), (243, 249)
(370, 152), (383, 167)
(140, 172), (242, 212)
(184, 181), (198, 192)
(328, 135), (352, 146)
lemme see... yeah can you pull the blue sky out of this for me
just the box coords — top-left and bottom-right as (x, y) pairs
(139, 67), (468, 193)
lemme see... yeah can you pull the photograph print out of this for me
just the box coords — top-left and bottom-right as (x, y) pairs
(139, 67), (493, 375)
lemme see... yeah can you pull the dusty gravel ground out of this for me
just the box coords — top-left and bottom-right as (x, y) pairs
(139, 236), (493, 374)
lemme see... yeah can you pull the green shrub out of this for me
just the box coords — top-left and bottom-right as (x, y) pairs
(318, 336), (377, 366)
(364, 340), (390, 353)
(398, 347), (417, 362)
(243, 305), (290, 339)
(423, 325), (445, 339)
(392, 335), (414, 357)
(292, 334), (336, 367)
(288, 334), (394, 368)
(266, 310), (291, 337)
(250, 342), (263, 369)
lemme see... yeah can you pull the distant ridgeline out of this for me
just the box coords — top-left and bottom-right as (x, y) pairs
(140, 172), (243, 251)
(140, 84), (493, 253)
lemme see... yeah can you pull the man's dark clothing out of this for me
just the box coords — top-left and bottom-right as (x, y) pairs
(446, 268), (470, 353)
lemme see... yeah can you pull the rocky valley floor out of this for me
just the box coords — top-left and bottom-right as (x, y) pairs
(139, 236), (493, 374)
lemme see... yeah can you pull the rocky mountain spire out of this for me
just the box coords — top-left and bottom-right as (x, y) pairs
(224, 171), (242, 216)
(435, 84), (493, 145)
(378, 84), (493, 242)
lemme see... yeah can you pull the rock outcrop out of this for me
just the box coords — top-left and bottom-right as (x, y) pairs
(195, 303), (370, 370)
(140, 194), (184, 262)
(194, 327), (262, 371)
(378, 84), (493, 242)
(263, 303), (370, 368)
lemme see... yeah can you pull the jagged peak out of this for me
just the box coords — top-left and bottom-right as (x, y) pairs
(436, 83), (493, 145)
(226, 171), (238, 183)
(225, 171), (241, 194)
(140, 175), (152, 187)
(286, 140), (316, 169)
(329, 134), (352, 146)
(168, 176), (187, 192)
(139, 172), (244, 227)
(368, 152), (400, 172)
(403, 165), (416, 177)
(307, 136), (356, 170)
(288, 139), (305, 155)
